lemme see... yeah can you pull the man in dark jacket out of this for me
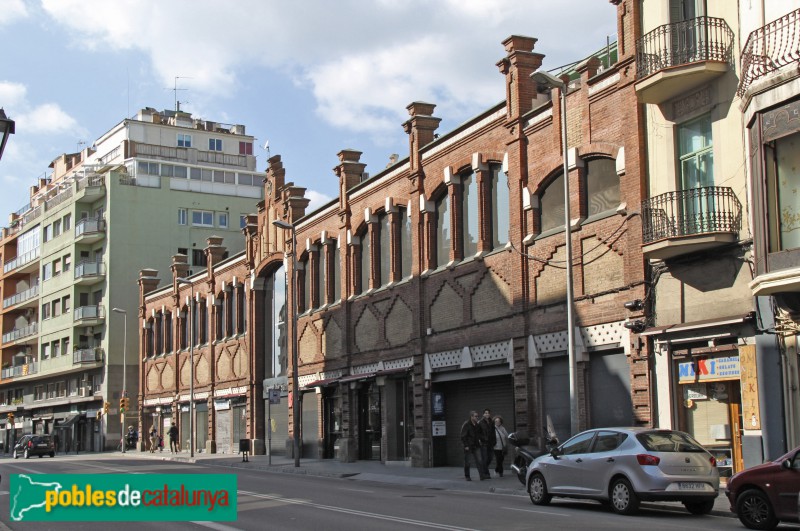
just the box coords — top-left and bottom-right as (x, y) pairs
(478, 409), (496, 478)
(460, 411), (487, 480)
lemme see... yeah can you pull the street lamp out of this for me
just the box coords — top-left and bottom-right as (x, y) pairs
(111, 308), (128, 452)
(531, 70), (579, 437)
(176, 277), (196, 458)
(272, 219), (300, 468)
(0, 109), (15, 161)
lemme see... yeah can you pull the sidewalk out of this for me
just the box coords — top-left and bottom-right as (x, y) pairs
(122, 449), (734, 518)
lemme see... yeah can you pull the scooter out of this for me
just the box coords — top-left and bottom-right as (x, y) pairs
(508, 416), (559, 485)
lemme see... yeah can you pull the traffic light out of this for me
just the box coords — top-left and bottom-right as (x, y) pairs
(103, 401), (109, 414)
(7, 412), (14, 424)
(119, 397), (126, 414)
(124, 397), (130, 411)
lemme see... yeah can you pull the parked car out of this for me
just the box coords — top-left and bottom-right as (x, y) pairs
(726, 444), (800, 530)
(13, 434), (55, 459)
(526, 427), (719, 515)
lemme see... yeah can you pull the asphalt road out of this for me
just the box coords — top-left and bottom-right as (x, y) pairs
(0, 454), (794, 531)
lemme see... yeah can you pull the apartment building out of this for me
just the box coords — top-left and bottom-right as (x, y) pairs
(0, 107), (262, 451)
(737, 2), (800, 456)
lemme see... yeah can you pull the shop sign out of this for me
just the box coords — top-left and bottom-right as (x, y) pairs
(684, 383), (708, 400)
(678, 355), (740, 383)
(739, 345), (761, 430)
(432, 420), (446, 437)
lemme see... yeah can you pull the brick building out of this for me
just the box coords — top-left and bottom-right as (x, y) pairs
(138, 1), (650, 464)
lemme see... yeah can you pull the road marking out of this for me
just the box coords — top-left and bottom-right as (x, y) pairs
(239, 490), (482, 530)
(341, 488), (374, 493)
(189, 522), (244, 531)
(3, 464), (45, 475)
(501, 506), (571, 517)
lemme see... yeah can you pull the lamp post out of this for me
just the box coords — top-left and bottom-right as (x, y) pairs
(176, 277), (195, 458)
(111, 308), (128, 452)
(0, 109), (15, 161)
(531, 70), (579, 437)
(272, 219), (300, 468)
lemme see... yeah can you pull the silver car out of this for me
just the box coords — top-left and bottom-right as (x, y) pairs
(526, 427), (719, 515)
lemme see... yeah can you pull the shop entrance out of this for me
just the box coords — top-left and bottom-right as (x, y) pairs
(358, 382), (381, 460)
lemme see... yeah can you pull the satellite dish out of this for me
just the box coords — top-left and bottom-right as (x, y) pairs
(263, 140), (270, 151)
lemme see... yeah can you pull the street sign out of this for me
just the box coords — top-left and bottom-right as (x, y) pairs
(268, 389), (281, 405)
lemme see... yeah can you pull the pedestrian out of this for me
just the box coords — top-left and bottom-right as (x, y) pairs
(493, 416), (509, 477)
(460, 411), (487, 481)
(149, 426), (158, 453)
(478, 408), (496, 479)
(158, 434), (164, 452)
(53, 433), (60, 454)
(168, 423), (179, 453)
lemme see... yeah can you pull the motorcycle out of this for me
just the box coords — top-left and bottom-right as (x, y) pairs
(508, 416), (559, 485)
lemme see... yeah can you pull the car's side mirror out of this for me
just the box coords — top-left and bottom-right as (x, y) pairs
(550, 448), (561, 459)
(781, 459), (792, 470)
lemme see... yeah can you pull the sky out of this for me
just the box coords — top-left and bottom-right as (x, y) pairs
(0, 0), (618, 219)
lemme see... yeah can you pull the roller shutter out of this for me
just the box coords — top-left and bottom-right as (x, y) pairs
(589, 350), (633, 427)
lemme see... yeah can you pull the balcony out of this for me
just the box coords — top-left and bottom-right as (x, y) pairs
(74, 261), (106, 285)
(73, 347), (104, 364)
(75, 172), (106, 202)
(3, 247), (41, 274)
(73, 304), (105, 326)
(74, 217), (106, 244)
(635, 16), (734, 104)
(2, 284), (39, 309)
(2, 322), (39, 345)
(642, 186), (741, 260)
(738, 8), (800, 98)
(1, 361), (38, 379)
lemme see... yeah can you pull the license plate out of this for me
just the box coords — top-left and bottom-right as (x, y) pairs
(678, 482), (705, 490)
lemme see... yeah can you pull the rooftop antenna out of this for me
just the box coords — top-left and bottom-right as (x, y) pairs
(262, 140), (270, 157)
(77, 140), (86, 152)
(170, 76), (192, 112)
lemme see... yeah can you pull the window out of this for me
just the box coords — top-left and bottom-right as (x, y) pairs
(61, 337), (69, 356)
(174, 165), (188, 178)
(225, 288), (234, 337)
(199, 300), (208, 344)
(43, 224), (52, 242)
(540, 172), (565, 233)
(591, 431), (627, 453)
(215, 293), (224, 339)
(192, 249), (207, 267)
(178, 134), (192, 148)
(201, 169), (213, 181)
(53, 219), (61, 237)
(236, 284), (245, 334)
(164, 311), (173, 353)
(192, 210), (214, 227)
(52, 340), (60, 358)
(52, 299), (60, 317)
(266, 265), (287, 379)
(213, 171), (235, 184)
(209, 138), (223, 151)
(53, 258), (61, 277)
(63, 214), (71, 231)
(42, 343), (51, 360)
(178, 208), (187, 225)
(399, 208), (412, 279)
(190, 167), (202, 180)
(302, 256), (311, 310)
(240, 215), (248, 229)
(137, 161), (159, 175)
(56, 381), (66, 398)
(585, 158), (620, 216)
(34, 386), (44, 401)
(560, 431), (595, 455)
(160, 164), (174, 177)
(43, 262), (52, 281)
(180, 308), (189, 350)
(678, 115), (713, 190)
(239, 141), (253, 155)
(63, 254), (71, 272)
(765, 131), (800, 251)
(146, 318), (154, 358)
(359, 229), (370, 294)
(435, 193), (451, 268)
(218, 212), (228, 229)
(331, 242), (341, 303)
(68, 378), (78, 395)
(316, 244), (326, 307)
(62, 295), (70, 314)
(178, 247), (188, 256)
(489, 164), (509, 248)
(378, 213), (390, 286)
(238, 173), (254, 186)
(461, 171), (479, 257)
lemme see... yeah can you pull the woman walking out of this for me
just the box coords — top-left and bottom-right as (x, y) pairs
(493, 416), (509, 477)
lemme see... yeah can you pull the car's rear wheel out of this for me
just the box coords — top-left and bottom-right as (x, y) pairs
(50, 452), (55, 458)
(528, 473), (552, 505)
(684, 500), (714, 515)
(12, 450), (17, 459)
(24, 448), (29, 459)
(736, 489), (779, 530)
(609, 477), (640, 515)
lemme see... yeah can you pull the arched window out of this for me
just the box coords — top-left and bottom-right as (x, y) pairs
(236, 284), (245, 334)
(331, 240), (341, 303)
(146, 318), (155, 357)
(301, 255), (310, 311)
(225, 288), (233, 337)
(164, 311), (173, 353)
(540, 172), (565, 233)
(316, 244), (326, 307)
(399, 207), (412, 279)
(215, 292), (224, 339)
(154, 312), (163, 355)
(585, 158), (620, 216)
(489, 163), (509, 248)
(180, 306), (189, 350)
(264, 265), (287, 379)
(359, 227), (370, 294)
(191, 298), (199, 345)
(461, 171), (479, 257)
(199, 298), (208, 344)
(378, 212), (390, 286)
(435, 193), (450, 268)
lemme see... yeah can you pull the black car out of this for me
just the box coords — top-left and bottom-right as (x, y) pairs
(13, 434), (55, 459)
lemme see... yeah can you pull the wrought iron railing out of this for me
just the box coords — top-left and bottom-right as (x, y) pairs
(636, 16), (735, 79)
(738, 8), (800, 97)
(642, 186), (741, 244)
(73, 347), (104, 364)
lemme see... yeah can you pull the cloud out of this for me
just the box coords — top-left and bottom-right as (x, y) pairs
(304, 189), (334, 213)
(0, 0), (28, 26)
(0, 81), (27, 108)
(16, 104), (84, 136)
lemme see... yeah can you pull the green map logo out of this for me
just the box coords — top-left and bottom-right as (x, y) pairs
(10, 474), (237, 521)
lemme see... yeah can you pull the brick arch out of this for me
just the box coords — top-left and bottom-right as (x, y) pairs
(576, 142), (620, 159)
(481, 151), (506, 166)
(252, 255), (284, 281)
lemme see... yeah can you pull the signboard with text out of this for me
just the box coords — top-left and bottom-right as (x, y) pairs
(678, 355), (740, 383)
